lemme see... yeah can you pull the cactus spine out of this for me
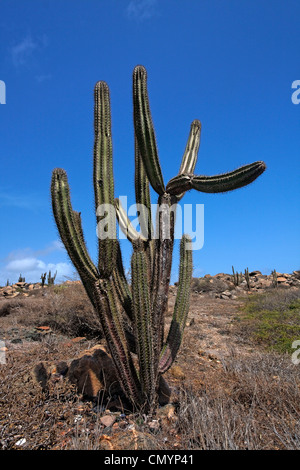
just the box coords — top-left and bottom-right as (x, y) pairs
(51, 65), (266, 412)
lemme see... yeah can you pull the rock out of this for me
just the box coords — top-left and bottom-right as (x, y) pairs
(277, 277), (287, 283)
(66, 345), (121, 399)
(100, 414), (117, 428)
(257, 279), (272, 288)
(14, 282), (27, 288)
(249, 270), (262, 277)
(35, 326), (51, 333)
(32, 362), (49, 391)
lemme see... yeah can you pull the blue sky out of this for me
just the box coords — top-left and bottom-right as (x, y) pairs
(0, 0), (299, 285)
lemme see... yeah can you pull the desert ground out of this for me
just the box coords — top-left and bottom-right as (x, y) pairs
(0, 271), (299, 450)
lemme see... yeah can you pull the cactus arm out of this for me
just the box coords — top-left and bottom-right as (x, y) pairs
(133, 65), (165, 195)
(51, 168), (98, 283)
(134, 135), (154, 240)
(93, 81), (118, 277)
(131, 247), (155, 401)
(175, 120), (202, 200)
(159, 234), (193, 374)
(166, 161), (266, 196)
(179, 120), (202, 174)
(115, 198), (146, 243)
(190, 161), (266, 193)
(72, 210), (86, 243)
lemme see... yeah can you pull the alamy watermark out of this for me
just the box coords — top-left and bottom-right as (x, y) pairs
(96, 197), (204, 250)
(0, 80), (6, 104)
(291, 80), (300, 105)
(291, 340), (300, 365)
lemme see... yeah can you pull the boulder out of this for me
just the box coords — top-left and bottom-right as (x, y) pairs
(33, 344), (172, 406)
(66, 344), (121, 398)
(249, 270), (262, 277)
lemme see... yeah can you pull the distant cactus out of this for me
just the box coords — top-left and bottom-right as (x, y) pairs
(47, 270), (57, 286)
(244, 267), (250, 290)
(272, 269), (278, 288)
(18, 274), (25, 283)
(41, 272), (47, 287)
(232, 266), (241, 286)
(51, 65), (266, 412)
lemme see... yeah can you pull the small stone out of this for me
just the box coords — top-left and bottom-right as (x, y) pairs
(100, 414), (116, 428)
(15, 438), (26, 447)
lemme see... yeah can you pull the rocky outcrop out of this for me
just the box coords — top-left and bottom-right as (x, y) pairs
(190, 270), (300, 299)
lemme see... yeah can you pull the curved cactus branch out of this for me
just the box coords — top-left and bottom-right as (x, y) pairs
(115, 197), (146, 242)
(191, 161), (266, 194)
(51, 169), (98, 283)
(133, 65), (165, 196)
(166, 161), (266, 196)
(176, 120), (202, 200)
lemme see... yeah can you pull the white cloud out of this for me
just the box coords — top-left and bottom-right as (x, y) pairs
(126, 0), (158, 21)
(6, 257), (46, 273)
(0, 241), (74, 286)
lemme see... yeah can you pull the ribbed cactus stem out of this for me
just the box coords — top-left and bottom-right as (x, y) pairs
(93, 81), (118, 277)
(93, 279), (142, 406)
(131, 247), (155, 402)
(159, 235), (193, 373)
(179, 120), (201, 174)
(191, 161), (266, 193)
(133, 65), (165, 195)
(115, 198), (145, 242)
(134, 135), (154, 240)
(51, 169), (98, 283)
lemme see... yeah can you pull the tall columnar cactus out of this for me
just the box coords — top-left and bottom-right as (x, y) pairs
(51, 65), (266, 412)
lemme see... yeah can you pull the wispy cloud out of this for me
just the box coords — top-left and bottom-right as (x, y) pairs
(10, 34), (38, 68)
(9, 33), (49, 77)
(126, 0), (158, 21)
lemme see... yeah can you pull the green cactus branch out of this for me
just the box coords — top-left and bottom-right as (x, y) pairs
(50, 64), (266, 413)
(159, 234), (193, 374)
(133, 65), (165, 196)
(166, 161), (266, 196)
